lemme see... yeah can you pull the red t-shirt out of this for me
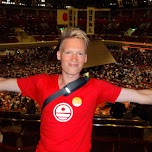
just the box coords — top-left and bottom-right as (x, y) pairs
(17, 74), (121, 152)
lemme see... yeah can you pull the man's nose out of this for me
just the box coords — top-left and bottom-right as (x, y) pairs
(71, 53), (77, 61)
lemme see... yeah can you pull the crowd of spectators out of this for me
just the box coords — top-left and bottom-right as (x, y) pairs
(1, 12), (152, 115)
(90, 45), (152, 89)
(2, 14), (152, 43)
(0, 14), (58, 43)
(1, 44), (152, 114)
(0, 47), (61, 113)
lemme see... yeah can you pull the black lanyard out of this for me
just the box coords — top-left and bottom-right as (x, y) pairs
(42, 77), (89, 112)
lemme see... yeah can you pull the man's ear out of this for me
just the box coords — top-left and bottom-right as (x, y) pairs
(57, 51), (61, 60)
(84, 54), (87, 63)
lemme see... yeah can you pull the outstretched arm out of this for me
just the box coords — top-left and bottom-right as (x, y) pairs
(116, 88), (152, 105)
(0, 77), (21, 93)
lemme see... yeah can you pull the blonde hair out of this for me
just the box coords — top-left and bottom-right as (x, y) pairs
(59, 28), (90, 52)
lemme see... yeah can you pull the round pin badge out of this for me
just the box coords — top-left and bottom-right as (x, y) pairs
(72, 97), (82, 107)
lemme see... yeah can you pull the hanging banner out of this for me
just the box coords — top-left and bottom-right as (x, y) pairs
(14, 0), (20, 5)
(57, 9), (68, 25)
(148, 0), (152, 5)
(67, 8), (75, 28)
(73, 9), (78, 27)
(132, 0), (138, 6)
(117, 0), (123, 7)
(87, 7), (95, 35)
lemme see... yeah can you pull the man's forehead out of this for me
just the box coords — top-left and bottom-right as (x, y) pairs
(63, 48), (85, 51)
(60, 38), (86, 52)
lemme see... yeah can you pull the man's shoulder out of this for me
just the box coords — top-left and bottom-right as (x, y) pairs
(88, 78), (116, 87)
(17, 74), (59, 84)
(89, 77), (106, 83)
(26, 73), (58, 79)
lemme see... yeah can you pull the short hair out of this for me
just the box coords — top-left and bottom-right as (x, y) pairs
(59, 28), (90, 52)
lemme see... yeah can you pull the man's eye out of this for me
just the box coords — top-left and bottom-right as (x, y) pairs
(78, 52), (85, 56)
(64, 51), (71, 54)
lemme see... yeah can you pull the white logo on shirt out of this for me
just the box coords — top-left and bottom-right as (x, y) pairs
(53, 103), (73, 122)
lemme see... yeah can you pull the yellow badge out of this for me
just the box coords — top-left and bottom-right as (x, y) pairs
(72, 97), (82, 107)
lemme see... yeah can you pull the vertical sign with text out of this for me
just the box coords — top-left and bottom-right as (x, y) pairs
(68, 8), (74, 28)
(87, 7), (95, 35)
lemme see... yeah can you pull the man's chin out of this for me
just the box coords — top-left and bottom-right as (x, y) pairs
(65, 71), (80, 76)
(68, 73), (80, 76)
(62, 68), (82, 76)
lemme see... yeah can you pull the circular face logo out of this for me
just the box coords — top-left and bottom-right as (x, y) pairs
(72, 97), (82, 107)
(53, 103), (73, 122)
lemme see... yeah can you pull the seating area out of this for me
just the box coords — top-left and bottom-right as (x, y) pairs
(0, 143), (36, 152)
(1, 14), (152, 43)
(0, 15), (58, 43)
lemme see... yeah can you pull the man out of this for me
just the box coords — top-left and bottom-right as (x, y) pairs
(1, 28), (152, 152)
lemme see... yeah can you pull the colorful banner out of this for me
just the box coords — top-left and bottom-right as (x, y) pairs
(57, 9), (68, 25)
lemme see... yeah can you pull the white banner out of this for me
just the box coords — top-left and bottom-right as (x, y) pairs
(73, 9), (78, 27)
(148, 0), (152, 5)
(87, 7), (95, 35)
(117, 0), (123, 7)
(132, 0), (138, 6)
(68, 8), (74, 28)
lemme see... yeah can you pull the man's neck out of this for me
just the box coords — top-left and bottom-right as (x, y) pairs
(58, 74), (80, 89)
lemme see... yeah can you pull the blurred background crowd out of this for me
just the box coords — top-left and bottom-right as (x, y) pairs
(1, 44), (152, 115)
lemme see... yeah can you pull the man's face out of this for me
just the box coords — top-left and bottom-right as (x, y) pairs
(57, 38), (87, 76)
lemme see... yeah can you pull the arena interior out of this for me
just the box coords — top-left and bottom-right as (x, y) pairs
(1, 0), (152, 152)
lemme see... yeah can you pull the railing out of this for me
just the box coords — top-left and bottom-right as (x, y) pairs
(0, 39), (152, 50)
